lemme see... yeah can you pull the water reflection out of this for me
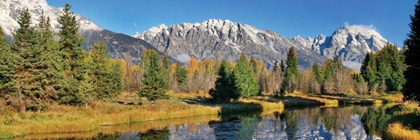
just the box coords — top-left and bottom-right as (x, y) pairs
(24, 105), (393, 140)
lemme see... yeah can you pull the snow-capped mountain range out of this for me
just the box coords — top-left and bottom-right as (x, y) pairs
(134, 19), (388, 70)
(0, 0), (101, 38)
(0, 0), (164, 64)
(0, 0), (389, 70)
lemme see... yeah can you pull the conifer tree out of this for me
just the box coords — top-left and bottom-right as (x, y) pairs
(77, 54), (96, 106)
(404, 0), (420, 101)
(360, 52), (378, 92)
(89, 41), (120, 99)
(312, 63), (323, 84)
(57, 4), (85, 104)
(233, 53), (259, 98)
(0, 26), (13, 94)
(403, 1), (420, 101)
(10, 8), (42, 111)
(107, 59), (123, 96)
(161, 53), (170, 89)
(175, 62), (187, 91)
(321, 56), (350, 94)
(250, 56), (259, 75)
(281, 47), (300, 95)
(209, 60), (238, 102)
(375, 44), (405, 92)
(36, 11), (65, 102)
(138, 49), (169, 101)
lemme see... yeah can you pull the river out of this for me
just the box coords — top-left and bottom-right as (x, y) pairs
(22, 105), (390, 140)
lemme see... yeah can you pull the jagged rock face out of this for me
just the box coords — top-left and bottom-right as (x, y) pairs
(313, 25), (387, 63)
(135, 20), (388, 70)
(134, 19), (326, 69)
(0, 0), (165, 64)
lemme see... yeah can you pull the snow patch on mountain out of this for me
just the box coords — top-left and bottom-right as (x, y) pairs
(174, 53), (192, 63)
(0, 0), (102, 38)
(135, 20), (389, 70)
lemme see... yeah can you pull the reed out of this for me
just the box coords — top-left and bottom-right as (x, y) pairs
(400, 100), (420, 114)
(386, 122), (420, 140)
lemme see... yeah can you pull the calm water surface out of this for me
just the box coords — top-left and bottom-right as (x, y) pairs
(23, 105), (391, 140)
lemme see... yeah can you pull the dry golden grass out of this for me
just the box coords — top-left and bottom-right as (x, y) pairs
(168, 91), (211, 99)
(0, 94), (289, 139)
(386, 122), (420, 140)
(378, 93), (404, 103)
(20, 115), (220, 140)
(288, 94), (339, 106)
(0, 100), (220, 138)
(239, 98), (284, 110)
(314, 94), (385, 105)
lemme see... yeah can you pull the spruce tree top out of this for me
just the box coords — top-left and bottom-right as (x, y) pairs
(285, 47), (299, 74)
(405, 1), (420, 67)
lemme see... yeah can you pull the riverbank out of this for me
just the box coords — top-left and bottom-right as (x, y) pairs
(384, 101), (420, 140)
(0, 93), (403, 139)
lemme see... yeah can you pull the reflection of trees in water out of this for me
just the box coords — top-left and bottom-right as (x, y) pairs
(277, 106), (368, 139)
(320, 106), (367, 134)
(209, 112), (262, 140)
(236, 115), (261, 139)
(82, 128), (170, 140)
(90, 132), (122, 140)
(137, 127), (170, 140)
(361, 106), (392, 137)
(56, 105), (390, 139)
(281, 111), (299, 140)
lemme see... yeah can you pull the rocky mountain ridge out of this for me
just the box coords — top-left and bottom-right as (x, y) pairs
(134, 19), (388, 70)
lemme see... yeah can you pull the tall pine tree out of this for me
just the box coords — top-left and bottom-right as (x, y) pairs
(233, 53), (259, 98)
(375, 44), (405, 92)
(10, 9), (48, 111)
(89, 41), (121, 99)
(36, 11), (65, 103)
(0, 26), (13, 94)
(175, 62), (187, 91)
(281, 47), (300, 95)
(161, 53), (170, 90)
(404, 0), (420, 101)
(360, 52), (378, 92)
(57, 4), (86, 104)
(312, 63), (323, 84)
(209, 60), (238, 102)
(138, 49), (169, 101)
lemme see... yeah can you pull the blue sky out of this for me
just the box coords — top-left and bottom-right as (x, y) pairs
(47, 0), (417, 47)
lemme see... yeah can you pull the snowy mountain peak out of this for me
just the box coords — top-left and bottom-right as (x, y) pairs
(0, 0), (102, 37)
(135, 20), (390, 70)
(136, 19), (267, 44)
(334, 24), (386, 41)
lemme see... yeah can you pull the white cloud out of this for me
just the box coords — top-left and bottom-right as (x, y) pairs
(174, 53), (191, 63)
(343, 22), (378, 32)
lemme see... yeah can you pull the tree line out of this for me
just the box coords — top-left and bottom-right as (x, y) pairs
(0, 4), (122, 111)
(1, 3), (419, 112)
